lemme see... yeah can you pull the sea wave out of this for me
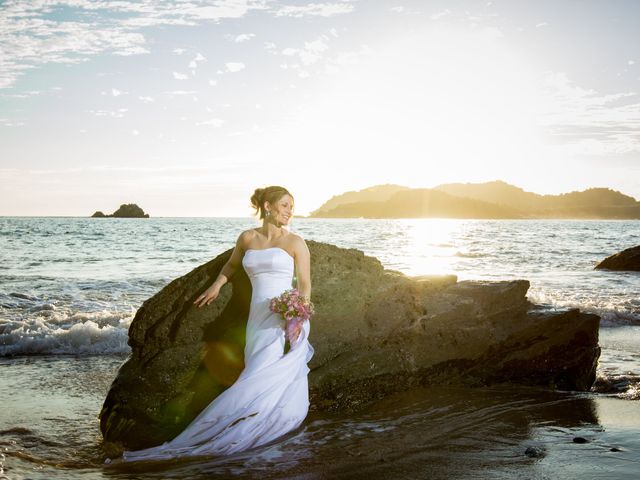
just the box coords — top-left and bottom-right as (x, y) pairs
(0, 311), (133, 356)
(526, 291), (640, 327)
(454, 250), (487, 258)
(594, 372), (640, 400)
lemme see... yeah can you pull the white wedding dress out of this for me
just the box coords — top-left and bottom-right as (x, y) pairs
(115, 247), (314, 462)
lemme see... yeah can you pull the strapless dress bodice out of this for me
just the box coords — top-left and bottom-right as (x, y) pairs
(242, 247), (294, 300)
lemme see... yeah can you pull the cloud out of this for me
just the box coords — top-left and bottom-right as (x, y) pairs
(281, 35), (330, 66)
(0, 118), (25, 127)
(538, 71), (640, 155)
(172, 1), (268, 21)
(0, 90), (41, 98)
(0, 4), (151, 88)
(277, 34), (335, 77)
(227, 33), (256, 42)
(173, 72), (189, 80)
(88, 108), (128, 118)
(301, 38), (329, 65)
(224, 62), (246, 72)
(275, 2), (355, 18)
(163, 90), (198, 95)
(121, 17), (196, 28)
(430, 9), (451, 20)
(0, 0), (269, 89)
(113, 45), (151, 56)
(196, 118), (224, 127)
(188, 53), (206, 71)
(322, 44), (373, 74)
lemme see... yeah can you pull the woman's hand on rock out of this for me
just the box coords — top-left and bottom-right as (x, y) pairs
(193, 285), (220, 308)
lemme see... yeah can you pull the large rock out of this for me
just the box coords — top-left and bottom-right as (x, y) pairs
(595, 245), (640, 271)
(99, 240), (601, 452)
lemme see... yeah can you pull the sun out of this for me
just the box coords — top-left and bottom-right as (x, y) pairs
(250, 25), (546, 212)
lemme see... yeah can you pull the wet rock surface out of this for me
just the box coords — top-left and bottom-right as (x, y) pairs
(595, 245), (640, 271)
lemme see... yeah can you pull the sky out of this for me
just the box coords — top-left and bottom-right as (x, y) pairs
(1, 0), (639, 217)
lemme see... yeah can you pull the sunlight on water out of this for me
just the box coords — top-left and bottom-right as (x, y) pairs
(398, 218), (465, 275)
(1, 217), (639, 358)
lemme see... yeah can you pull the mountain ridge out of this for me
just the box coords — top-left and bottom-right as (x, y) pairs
(307, 181), (640, 219)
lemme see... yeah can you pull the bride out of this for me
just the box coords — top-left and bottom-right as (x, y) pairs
(111, 186), (315, 462)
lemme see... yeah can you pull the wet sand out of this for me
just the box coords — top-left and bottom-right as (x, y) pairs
(1, 354), (639, 479)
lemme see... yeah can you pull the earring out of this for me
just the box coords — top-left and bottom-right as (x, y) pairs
(266, 211), (270, 216)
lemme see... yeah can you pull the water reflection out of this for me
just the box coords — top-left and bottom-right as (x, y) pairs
(102, 384), (639, 480)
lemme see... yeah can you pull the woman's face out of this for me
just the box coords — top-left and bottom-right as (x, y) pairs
(267, 194), (294, 226)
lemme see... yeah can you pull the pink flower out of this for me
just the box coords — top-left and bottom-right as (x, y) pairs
(269, 288), (315, 347)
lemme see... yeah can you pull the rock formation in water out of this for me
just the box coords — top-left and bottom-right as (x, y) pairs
(594, 245), (640, 271)
(99, 240), (601, 453)
(91, 203), (149, 218)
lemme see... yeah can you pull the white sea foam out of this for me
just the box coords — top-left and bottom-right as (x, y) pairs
(0, 311), (133, 356)
(527, 290), (640, 327)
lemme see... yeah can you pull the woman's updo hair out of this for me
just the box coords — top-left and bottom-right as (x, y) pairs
(250, 186), (294, 220)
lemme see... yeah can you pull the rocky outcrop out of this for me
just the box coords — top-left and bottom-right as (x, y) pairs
(99, 241), (601, 453)
(595, 245), (640, 271)
(91, 203), (149, 218)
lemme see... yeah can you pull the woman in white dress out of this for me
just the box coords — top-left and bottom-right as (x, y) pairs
(111, 186), (315, 463)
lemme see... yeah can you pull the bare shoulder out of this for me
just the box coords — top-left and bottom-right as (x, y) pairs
(287, 232), (309, 255)
(237, 229), (257, 248)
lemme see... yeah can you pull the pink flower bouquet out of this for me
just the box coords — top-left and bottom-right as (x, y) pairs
(269, 288), (315, 347)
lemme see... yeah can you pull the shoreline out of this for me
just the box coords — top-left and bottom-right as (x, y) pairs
(1, 354), (639, 479)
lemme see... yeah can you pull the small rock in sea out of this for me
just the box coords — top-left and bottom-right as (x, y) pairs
(9, 292), (38, 301)
(573, 436), (589, 444)
(610, 447), (622, 452)
(594, 245), (640, 271)
(524, 446), (546, 458)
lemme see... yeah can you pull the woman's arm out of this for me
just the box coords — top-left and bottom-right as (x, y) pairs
(194, 231), (247, 308)
(210, 232), (247, 289)
(293, 237), (311, 300)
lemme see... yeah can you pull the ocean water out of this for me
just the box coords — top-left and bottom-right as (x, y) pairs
(1, 217), (639, 479)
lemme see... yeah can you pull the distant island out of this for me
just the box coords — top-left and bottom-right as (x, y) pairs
(307, 181), (640, 219)
(91, 204), (149, 218)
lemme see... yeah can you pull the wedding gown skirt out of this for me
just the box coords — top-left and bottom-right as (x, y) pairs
(115, 247), (315, 462)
